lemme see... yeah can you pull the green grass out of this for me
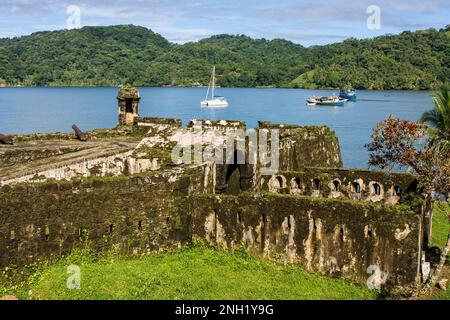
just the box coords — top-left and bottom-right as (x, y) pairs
(437, 286), (450, 300)
(431, 202), (449, 250)
(1, 245), (377, 300)
(431, 202), (449, 300)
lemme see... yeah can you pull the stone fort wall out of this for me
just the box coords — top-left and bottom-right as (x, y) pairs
(0, 117), (429, 295)
(0, 164), (212, 268)
(191, 194), (422, 294)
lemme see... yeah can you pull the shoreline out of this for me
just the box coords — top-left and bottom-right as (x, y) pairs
(0, 85), (434, 92)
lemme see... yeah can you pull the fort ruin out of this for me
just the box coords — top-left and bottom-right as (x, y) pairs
(0, 87), (435, 296)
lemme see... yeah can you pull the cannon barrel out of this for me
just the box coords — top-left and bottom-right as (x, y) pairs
(0, 134), (13, 145)
(71, 124), (87, 142)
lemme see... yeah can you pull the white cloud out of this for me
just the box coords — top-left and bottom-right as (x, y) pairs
(0, 0), (448, 43)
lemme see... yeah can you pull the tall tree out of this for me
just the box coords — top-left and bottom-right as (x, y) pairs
(366, 115), (450, 286)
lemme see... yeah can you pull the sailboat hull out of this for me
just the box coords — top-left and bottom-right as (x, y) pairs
(201, 98), (228, 107)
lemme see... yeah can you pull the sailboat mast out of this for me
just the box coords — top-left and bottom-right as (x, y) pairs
(212, 66), (215, 99)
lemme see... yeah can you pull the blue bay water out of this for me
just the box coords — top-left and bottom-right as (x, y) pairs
(0, 87), (433, 169)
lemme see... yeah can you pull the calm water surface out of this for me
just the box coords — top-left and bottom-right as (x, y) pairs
(0, 87), (433, 168)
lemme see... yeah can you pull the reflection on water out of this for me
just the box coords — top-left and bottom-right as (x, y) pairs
(0, 87), (433, 169)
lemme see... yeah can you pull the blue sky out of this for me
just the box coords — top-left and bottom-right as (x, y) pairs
(0, 0), (448, 46)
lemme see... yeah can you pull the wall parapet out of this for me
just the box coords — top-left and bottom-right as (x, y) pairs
(187, 119), (247, 129)
(135, 116), (182, 127)
(9, 127), (144, 143)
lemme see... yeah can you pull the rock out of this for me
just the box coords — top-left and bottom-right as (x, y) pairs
(437, 278), (448, 290)
(0, 295), (18, 300)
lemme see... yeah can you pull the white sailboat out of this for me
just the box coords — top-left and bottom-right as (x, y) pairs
(201, 66), (228, 107)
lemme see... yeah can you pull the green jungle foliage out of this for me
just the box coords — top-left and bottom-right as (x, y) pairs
(0, 24), (449, 89)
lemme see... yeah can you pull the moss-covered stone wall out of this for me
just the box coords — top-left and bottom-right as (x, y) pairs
(191, 193), (422, 294)
(10, 126), (146, 144)
(256, 122), (343, 171)
(0, 172), (193, 268)
(134, 117), (182, 127)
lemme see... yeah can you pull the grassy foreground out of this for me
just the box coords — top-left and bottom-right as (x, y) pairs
(431, 202), (449, 250)
(430, 202), (450, 300)
(2, 244), (377, 300)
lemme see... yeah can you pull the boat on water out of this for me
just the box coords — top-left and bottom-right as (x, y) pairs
(201, 66), (228, 107)
(339, 88), (357, 101)
(307, 95), (347, 107)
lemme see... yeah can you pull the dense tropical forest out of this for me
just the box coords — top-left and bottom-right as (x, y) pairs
(0, 24), (448, 89)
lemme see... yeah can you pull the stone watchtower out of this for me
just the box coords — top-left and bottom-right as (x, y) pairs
(117, 85), (140, 126)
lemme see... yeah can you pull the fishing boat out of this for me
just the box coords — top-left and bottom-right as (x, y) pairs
(201, 66), (228, 107)
(307, 95), (347, 107)
(339, 88), (357, 101)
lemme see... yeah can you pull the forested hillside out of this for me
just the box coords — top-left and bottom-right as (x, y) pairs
(0, 24), (448, 89)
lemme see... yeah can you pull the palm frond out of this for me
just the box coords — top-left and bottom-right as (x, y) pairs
(420, 109), (443, 129)
(432, 84), (450, 133)
(422, 84), (450, 139)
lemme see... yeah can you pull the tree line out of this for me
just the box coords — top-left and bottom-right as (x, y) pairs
(0, 24), (448, 90)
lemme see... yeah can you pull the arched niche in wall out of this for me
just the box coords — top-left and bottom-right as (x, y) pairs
(215, 149), (254, 195)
